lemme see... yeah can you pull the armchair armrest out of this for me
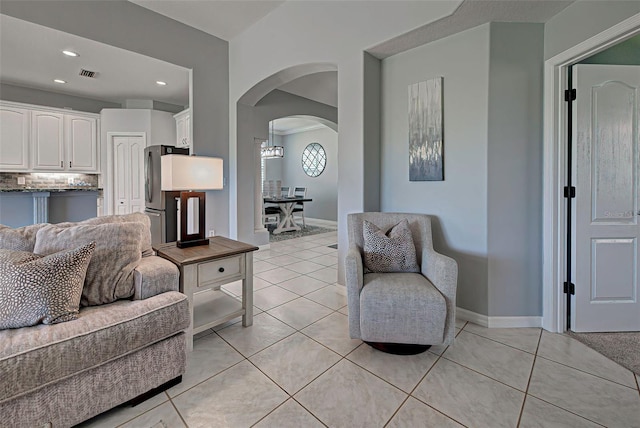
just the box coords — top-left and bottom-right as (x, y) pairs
(133, 256), (180, 300)
(345, 245), (364, 339)
(422, 249), (457, 300)
(422, 248), (458, 344)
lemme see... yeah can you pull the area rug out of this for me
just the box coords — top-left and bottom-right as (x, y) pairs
(568, 330), (640, 375)
(268, 224), (336, 242)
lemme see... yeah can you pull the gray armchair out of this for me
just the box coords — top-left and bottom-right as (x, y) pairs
(345, 213), (458, 349)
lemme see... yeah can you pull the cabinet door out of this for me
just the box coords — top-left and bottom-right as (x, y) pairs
(65, 115), (98, 171)
(0, 106), (29, 170)
(175, 115), (187, 147)
(184, 113), (191, 148)
(32, 110), (64, 170)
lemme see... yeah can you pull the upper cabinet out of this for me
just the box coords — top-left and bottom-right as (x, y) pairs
(65, 114), (98, 171)
(174, 108), (191, 148)
(0, 105), (30, 170)
(0, 101), (100, 173)
(31, 110), (64, 170)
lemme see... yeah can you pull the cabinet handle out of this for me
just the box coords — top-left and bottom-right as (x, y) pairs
(60, 161), (63, 168)
(218, 267), (225, 273)
(69, 161), (72, 168)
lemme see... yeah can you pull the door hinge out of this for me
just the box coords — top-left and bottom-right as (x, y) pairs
(565, 89), (576, 102)
(564, 282), (575, 295)
(564, 186), (576, 198)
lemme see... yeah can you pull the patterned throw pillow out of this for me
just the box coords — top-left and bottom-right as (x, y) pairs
(363, 219), (420, 273)
(0, 242), (95, 329)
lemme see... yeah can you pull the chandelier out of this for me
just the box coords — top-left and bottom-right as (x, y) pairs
(261, 120), (284, 159)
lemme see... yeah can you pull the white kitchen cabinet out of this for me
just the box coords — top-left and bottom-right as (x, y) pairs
(174, 108), (191, 148)
(0, 101), (100, 172)
(65, 114), (98, 171)
(0, 105), (30, 171)
(31, 110), (65, 170)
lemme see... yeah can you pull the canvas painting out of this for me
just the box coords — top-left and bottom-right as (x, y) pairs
(409, 77), (443, 181)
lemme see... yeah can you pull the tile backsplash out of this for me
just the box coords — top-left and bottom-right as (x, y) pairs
(0, 172), (99, 190)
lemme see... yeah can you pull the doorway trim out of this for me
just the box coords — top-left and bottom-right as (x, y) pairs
(105, 131), (146, 215)
(542, 13), (640, 333)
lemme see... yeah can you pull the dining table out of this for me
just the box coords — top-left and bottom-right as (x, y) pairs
(263, 196), (313, 234)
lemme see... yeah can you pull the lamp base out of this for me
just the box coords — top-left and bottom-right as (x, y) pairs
(177, 238), (210, 248)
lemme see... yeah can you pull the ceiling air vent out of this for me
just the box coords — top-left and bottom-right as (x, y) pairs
(79, 69), (97, 78)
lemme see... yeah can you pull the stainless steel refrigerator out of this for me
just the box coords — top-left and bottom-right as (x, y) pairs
(144, 145), (189, 245)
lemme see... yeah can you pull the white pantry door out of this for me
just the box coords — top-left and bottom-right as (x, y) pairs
(573, 64), (640, 332)
(112, 136), (145, 215)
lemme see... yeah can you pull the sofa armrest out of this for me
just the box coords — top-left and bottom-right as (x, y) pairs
(133, 256), (180, 300)
(345, 246), (364, 339)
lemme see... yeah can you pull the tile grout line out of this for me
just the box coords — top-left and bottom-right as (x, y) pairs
(533, 353), (639, 390)
(167, 394), (189, 428)
(515, 328), (542, 427)
(520, 330), (608, 428)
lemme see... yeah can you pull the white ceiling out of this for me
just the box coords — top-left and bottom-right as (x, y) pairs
(129, 0), (286, 41)
(0, 14), (190, 106)
(272, 117), (329, 135)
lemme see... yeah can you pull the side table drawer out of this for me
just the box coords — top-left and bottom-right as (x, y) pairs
(198, 254), (244, 288)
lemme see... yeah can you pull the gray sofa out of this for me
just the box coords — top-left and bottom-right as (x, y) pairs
(0, 214), (190, 427)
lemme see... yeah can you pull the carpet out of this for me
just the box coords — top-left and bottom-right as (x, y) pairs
(568, 330), (640, 375)
(268, 224), (336, 242)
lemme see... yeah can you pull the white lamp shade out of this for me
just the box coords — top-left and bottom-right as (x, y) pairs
(161, 155), (223, 191)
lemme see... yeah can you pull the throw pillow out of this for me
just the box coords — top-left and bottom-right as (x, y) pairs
(56, 212), (154, 257)
(34, 222), (145, 306)
(363, 219), (420, 273)
(0, 242), (95, 329)
(0, 223), (50, 252)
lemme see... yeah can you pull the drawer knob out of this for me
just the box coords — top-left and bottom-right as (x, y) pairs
(218, 267), (225, 273)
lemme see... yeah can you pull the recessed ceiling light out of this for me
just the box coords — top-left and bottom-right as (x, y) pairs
(156, 81), (167, 86)
(54, 79), (67, 84)
(62, 50), (79, 57)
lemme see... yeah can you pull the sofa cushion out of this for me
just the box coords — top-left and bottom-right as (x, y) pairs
(0, 243), (95, 329)
(363, 219), (420, 273)
(0, 291), (189, 403)
(56, 212), (154, 257)
(0, 224), (49, 252)
(34, 223), (145, 306)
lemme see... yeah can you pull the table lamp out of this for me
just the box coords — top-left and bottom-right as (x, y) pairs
(161, 154), (223, 248)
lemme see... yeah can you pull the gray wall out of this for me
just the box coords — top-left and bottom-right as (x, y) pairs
(544, 0), (640, 60)
(381, 24), (491, 315)
(487, 23), (544, 317)
(237, 89), (337, 245)
(280, 127), (338, 221)
(2, 0), (230, 237)
(363, 52), (381, 212)
(0, 82), (120, 113)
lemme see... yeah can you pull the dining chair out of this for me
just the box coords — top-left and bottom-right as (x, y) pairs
(292, 187), (307, 227)
(281, 186), (291, 197)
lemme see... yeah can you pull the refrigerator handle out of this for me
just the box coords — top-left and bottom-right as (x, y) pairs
(145, 151), (153, 203)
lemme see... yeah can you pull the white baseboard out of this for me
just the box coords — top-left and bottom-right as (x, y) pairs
(305, 217), (338, 228)
(456, 307), (542, 328)
(456, 307), (489, 327)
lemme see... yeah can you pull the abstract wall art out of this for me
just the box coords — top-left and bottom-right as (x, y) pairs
(408, 77), (444, 181)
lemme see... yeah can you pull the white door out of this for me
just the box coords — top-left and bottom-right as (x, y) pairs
(112, 136), (144, 215)
(0, 106), (29, 170)
(65, 115), (98, 171)
(573, 64), (640, 332)
(31, 110), (64, 170)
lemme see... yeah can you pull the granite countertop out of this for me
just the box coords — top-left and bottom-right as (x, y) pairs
(0, 187), (103, 193)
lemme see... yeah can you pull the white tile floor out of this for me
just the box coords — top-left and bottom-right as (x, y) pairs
(80, 230), (640, 428)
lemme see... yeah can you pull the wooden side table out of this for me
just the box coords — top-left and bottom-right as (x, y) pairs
(154, 236), (259, 351)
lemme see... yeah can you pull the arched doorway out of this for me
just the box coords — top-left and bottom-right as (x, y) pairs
(235, 63), (338, 246)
